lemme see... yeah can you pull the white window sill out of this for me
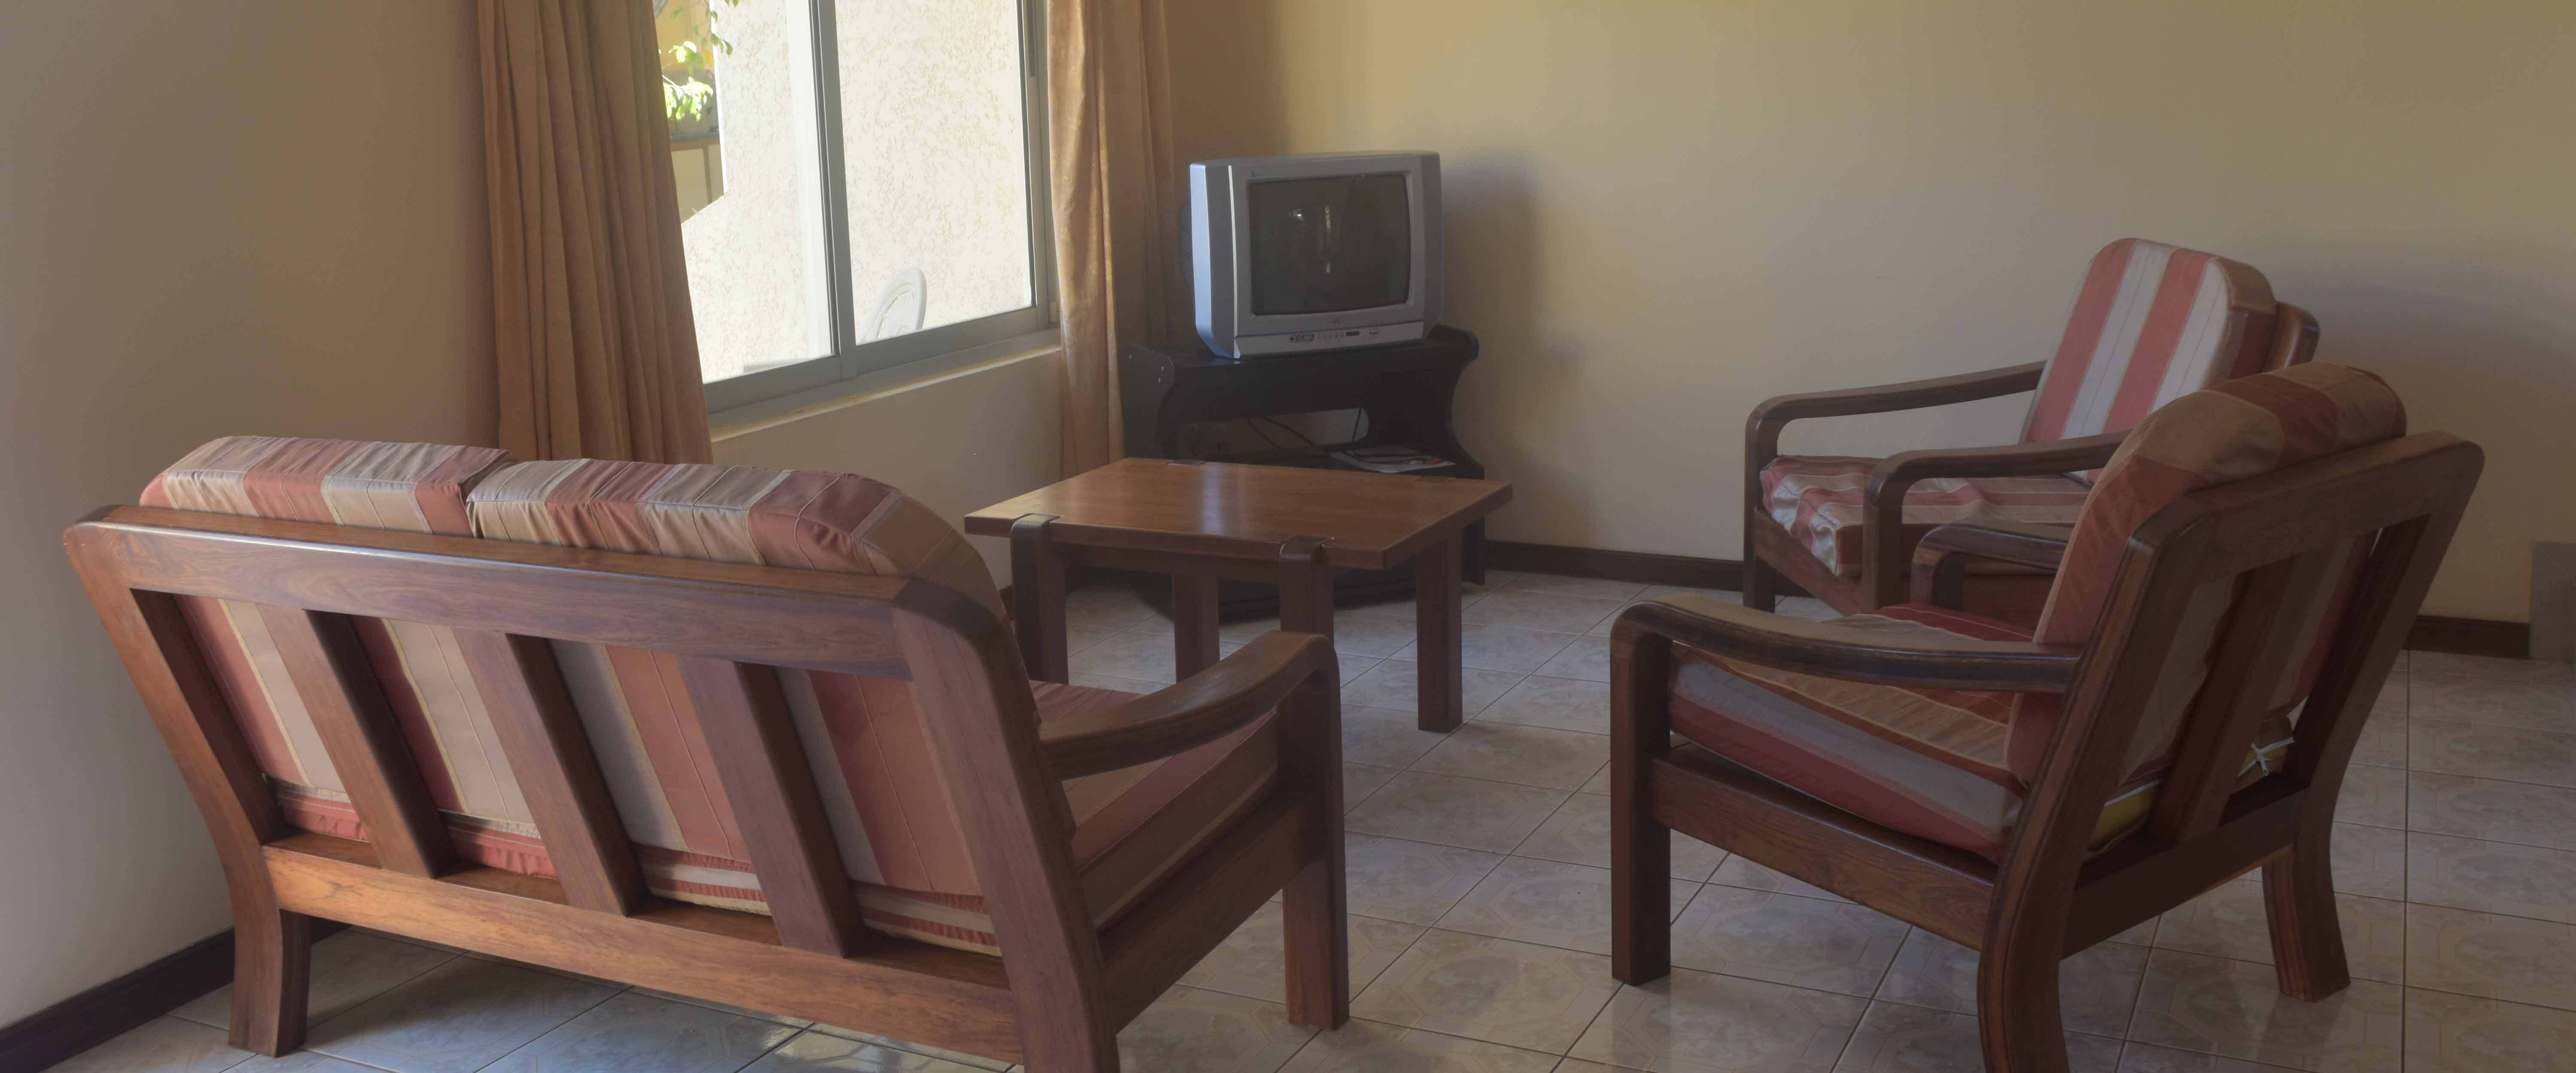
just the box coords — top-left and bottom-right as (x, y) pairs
(709, 329), (1063, 440)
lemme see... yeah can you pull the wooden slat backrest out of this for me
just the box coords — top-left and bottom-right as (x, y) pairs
(1980, 431), (2477, 1009)
(2001, 432), (2478, 887)
(64, 506), (1064, 958)
(453, 630), (647, 915)
(677, 656), (866, 955)
(251, 605), (455, 878)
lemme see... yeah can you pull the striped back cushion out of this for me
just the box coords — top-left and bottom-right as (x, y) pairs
(2021, 239), (2281, 450)
(2007, 366), (2408, 783)
(140, 438), (544, 860)
(464, 460), (1012, 924)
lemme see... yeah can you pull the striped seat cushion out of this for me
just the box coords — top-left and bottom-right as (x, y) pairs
(1668, 604), (2286, 861)
(1759, 457), (2088, 576)
(2021, 238), (2281, 447)
(139, 437), (540, 848)
(464, 458), (1276, 953)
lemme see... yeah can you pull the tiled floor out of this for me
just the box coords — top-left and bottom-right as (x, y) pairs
(51, 572), (2576, 1073)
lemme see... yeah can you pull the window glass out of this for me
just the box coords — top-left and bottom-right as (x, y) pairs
(834, 0), (1036, 341)
(662, 0), (1045, 391)
(663, 0), (836, 383)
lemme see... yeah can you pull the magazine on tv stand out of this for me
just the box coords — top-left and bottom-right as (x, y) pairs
(1329, 444), (1452, 474)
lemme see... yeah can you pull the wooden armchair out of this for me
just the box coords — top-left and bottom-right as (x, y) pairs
(1745, 237), (2322, 618)
(69, 442), (1349, 1073)
(1617, 367), (2477, 1073)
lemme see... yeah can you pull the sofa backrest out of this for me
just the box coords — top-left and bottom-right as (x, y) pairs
(464, 459), (1016, 924)
(139, 437), (546, 860)
(2021, 238), (2284, 449)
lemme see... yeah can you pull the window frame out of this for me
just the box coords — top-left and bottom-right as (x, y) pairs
(700, 0), (1058, 416)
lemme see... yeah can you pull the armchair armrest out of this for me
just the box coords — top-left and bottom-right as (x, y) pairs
(1749, 362), (2049, 425)
(1870, 431), (2126, 491)
(1745, 362), (2047, 477)
(1909, 518), (2075, 608)
(1039, 631), (1336, 778)
(1613, 594), (2079, 692)
(1844, 431), (2119, 606)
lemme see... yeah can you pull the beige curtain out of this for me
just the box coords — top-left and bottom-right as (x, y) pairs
(1049, 0), (1186, 476)
(480, 0), (712, 463)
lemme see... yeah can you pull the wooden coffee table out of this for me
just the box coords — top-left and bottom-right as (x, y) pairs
(966, 459), (1513, 732)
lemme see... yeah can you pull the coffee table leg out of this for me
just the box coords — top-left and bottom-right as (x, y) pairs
(1414, 535), (1464, 732)
(1009, 514), (1069, 682)
(1173, 574), (1221, 679)
(1278, 536), (1339, 652)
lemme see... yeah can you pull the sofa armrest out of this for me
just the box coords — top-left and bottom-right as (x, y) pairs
(1039, 631), (1336, 778)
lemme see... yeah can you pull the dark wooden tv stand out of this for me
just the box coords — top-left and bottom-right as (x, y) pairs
(1119, 325), (1489, 618)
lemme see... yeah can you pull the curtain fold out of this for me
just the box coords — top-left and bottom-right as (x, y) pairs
(480, 0), (712, 463)
(1048, 0), (1185, 477)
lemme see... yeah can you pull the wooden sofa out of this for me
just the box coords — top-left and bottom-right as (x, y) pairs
(68, 440), (1349, 1072)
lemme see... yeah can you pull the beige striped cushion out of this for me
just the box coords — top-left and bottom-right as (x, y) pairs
(466, 459), (1276, 953)
(139, 437), (550, 867)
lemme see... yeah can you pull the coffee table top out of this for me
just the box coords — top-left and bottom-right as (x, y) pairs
(964, 459), (1512, 570)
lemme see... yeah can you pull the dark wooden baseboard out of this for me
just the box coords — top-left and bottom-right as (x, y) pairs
(0, 921), (349, 1072)
(1487, 540), (1749, 592)
(0, 929), (234, 1073)
(1489, 540), (2531, 659)
(2405, 615), (2535, 660)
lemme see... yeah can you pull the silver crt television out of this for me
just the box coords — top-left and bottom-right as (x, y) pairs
(1189, 152), (1442, 358)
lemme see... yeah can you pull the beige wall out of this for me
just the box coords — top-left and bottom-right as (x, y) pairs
(1166, 0), (2576, 621)
(714, 350), (1063, 581)
(0, 4), (495, 1020)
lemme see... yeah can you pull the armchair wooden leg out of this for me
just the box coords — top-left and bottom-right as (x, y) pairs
(231, 906), (312, 1056)
(2261, 827), (2352, 1001)
(1020, 1020), (1121, 1073)
(1742, 548), (1779, 614)
(1610, 627), (1673, 985)
(1974, 942), (2070, 1073)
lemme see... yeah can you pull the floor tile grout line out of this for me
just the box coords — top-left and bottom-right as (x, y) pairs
(1273, 1014), (1573, 1069)
(2397, 979), (2576, 1017)
(452, 977), (629, 1073)
(170, 935), (467, 1037)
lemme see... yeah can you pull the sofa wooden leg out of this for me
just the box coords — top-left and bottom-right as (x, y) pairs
(2262, 834), (2352, 1001)
(231, 907), (312, 1057)
(1282, 843), (1350, 1028)
(1282, 667), (1351, 1029)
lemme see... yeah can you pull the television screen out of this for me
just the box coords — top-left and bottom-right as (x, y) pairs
(1244, 173), (1412, 315)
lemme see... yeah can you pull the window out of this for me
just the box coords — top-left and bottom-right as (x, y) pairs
(656, 0), (1053, 412)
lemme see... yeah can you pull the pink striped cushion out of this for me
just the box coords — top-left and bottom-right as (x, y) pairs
(139, 437), (540, 851)
(1759, 457), (2089, 576)
(1669, 604), (2288, 861)
(465, 459), (1277, 953)
(2021, 238), (2280, 449)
